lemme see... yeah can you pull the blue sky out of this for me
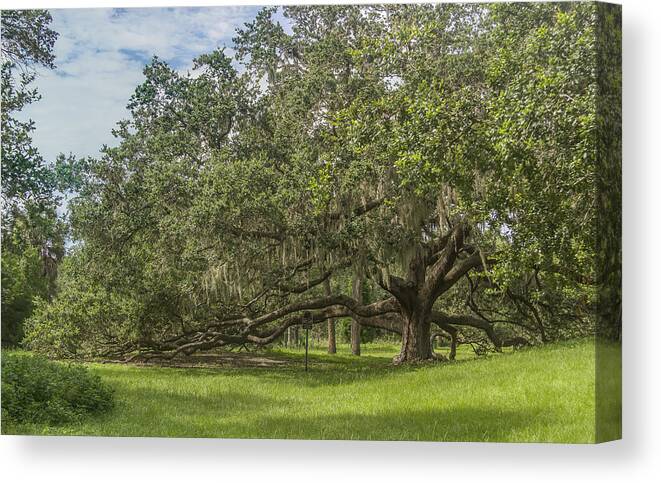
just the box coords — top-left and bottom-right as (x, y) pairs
(19, 6), (263, 163)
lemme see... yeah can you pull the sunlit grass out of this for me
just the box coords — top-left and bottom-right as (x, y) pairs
(3, 339), (616, 443)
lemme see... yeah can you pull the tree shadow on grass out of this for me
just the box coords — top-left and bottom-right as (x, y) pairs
(107, 357), (518, 393)
(7, 386), (286, 437)
(118, 384), (281, 409)
(153, 406), (560, 442)
(97, 357), (422, 389)
(95, 347), (531, 391)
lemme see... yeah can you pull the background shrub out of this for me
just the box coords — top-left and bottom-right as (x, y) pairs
(1, 352), (114, 428)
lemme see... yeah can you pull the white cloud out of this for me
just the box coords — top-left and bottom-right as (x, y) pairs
(18, 6), (261, 162)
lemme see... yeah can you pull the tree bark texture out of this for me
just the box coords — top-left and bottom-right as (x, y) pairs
(351, 275), (363, 356)
(324, 278), (337, 354)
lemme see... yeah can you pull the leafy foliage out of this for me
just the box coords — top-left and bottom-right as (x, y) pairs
(1, 352), (113, 428)
(1, 243), (47, 346)
(1, 10), (82, 346)
(24, 251), (141, 359)
(0, 10), (58, 69)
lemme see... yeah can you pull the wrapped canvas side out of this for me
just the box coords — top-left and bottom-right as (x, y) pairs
(595, 1), (622, 443)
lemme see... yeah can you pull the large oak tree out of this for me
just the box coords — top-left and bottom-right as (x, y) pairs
(26, 3), (619, 363)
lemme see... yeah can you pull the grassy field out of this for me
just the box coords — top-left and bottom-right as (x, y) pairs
(2, 339), (619, 443)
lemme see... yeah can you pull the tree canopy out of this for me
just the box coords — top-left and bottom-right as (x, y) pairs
(0, 10), (83, 346)
(23, 3), (621, 363)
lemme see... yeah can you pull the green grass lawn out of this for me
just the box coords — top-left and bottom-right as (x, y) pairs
(2, 339), (620, 443)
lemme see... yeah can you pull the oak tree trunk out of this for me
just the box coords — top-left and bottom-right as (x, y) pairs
(291, 326), (299, 348)
(351, 274), (363, 356)
(324, 278), (337, 354)
(449, 330), (457, 361)
(350, 320), (361, 356)
(328, 320), (337, 354)
(395, 311), (433, 363)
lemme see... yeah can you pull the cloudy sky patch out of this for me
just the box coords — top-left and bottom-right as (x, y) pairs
(19, 6), (261, 162)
